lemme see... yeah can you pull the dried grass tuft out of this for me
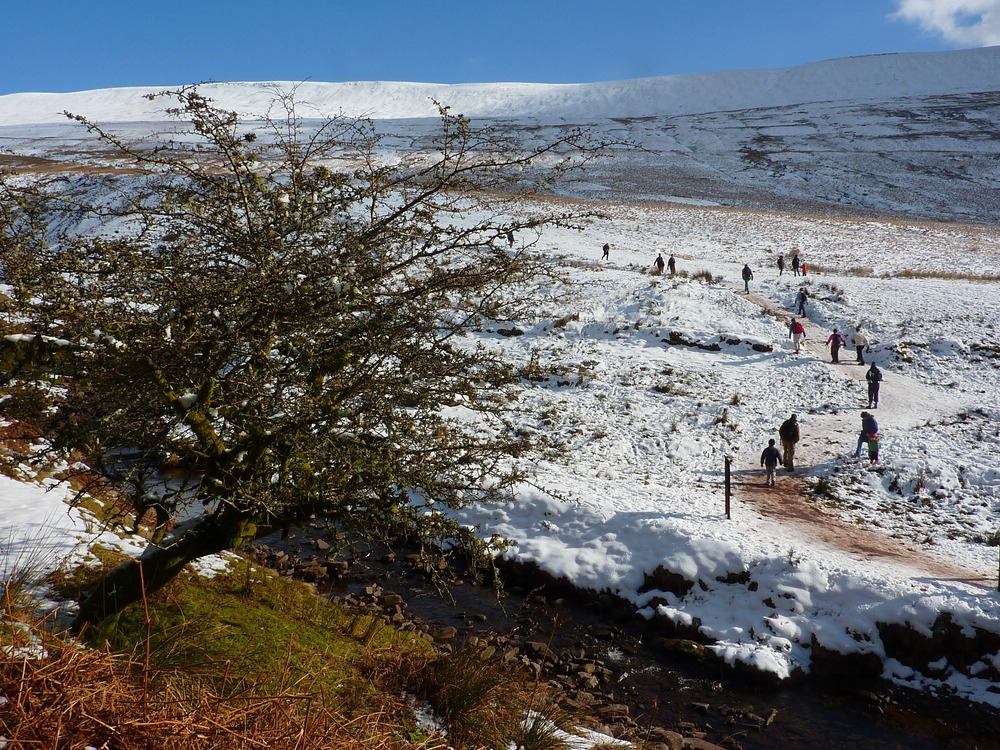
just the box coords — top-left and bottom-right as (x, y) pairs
(0, 619), (419, 749)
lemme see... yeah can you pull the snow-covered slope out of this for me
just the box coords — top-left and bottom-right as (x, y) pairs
(2, 47), (999, 223)
(1, 47), (998, 124)
(3, 47), (1000, 711)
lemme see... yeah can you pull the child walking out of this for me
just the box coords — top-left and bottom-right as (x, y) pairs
(760, 438), (782, 487)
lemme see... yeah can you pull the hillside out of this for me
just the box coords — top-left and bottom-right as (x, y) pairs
(2, 46), (1000, 730)
(2, 47), (1000, 222)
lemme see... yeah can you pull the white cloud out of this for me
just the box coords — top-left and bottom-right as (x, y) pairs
(893, 0), (1000, 46)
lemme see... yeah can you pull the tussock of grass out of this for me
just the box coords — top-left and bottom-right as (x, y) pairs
(0, 626), (419, 749)
(413, 645), (574, 750)
(689, 269), (717, 283)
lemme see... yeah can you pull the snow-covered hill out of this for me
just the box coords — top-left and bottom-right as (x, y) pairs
(2, 47), (999, 222)
(1, 47), (998, 123)
(3, 47), (1000, 715)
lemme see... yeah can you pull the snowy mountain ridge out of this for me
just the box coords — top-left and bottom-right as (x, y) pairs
(4, 46), (999, 223)
(1, 46), (998, 125)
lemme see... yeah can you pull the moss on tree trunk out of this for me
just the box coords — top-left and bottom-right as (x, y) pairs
(73, 511), (264, 632)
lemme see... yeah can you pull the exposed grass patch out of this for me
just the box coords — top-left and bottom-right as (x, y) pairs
(798, 262), (853, 276)
(3, 558), (439, 748)
(690, 269), (718, 283)
(892, 269), (1000, 282)
(5, 554), (581, 749)
(87, 557), (430, 706)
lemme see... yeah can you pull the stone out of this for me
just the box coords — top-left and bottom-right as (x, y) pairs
(644, 727), (685, 749)
(652, 637), (707, 659)
(682, 739), (727, 750)
(597, 703), (630, 718)
(431, 626), (458, 643)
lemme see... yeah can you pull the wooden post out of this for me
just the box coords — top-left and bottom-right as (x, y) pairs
(724, 456), (732, 520)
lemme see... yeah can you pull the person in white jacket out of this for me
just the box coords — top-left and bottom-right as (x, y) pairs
(848, 325), (869, 364)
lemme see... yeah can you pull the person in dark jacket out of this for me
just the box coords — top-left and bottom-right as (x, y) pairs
(795, 287), (808, 316)
(866, 363), (882, 408)
(667, 254), (676, 275)
(602, 243), (610, 260)
(742, 264), (754, 294)
(777, 253), (785, 276)
(778, 414), (800, 470)
(792, 253), (801, 276)
(856, 411), (879, 457)
(761, 439), (782, 487)
(655, 254), (665, 275)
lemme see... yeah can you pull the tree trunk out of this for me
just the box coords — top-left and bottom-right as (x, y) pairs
(72, 510), (263, 632)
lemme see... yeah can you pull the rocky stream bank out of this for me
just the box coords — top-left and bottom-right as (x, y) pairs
(249, 529), (1000, 750)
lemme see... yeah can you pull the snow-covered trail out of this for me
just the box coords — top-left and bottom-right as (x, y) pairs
(730, 280), (992, 587)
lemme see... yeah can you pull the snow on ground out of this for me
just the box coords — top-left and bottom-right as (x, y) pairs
(2, 178), (999, 711)
(1, 51), (1000, 711)
(448, 199), (1000, 706)
(0, 460), (145, 622)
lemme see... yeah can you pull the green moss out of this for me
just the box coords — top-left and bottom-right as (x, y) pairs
(88, 555), (434, 710)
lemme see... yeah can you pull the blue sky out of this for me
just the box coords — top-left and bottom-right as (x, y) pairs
(3, 0), (999, 95)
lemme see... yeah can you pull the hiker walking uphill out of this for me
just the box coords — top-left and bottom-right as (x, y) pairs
(855, 411), (879, 458)
(788, 317), (806, 354)
(826, 328), (846, 363)
(667, 254), (676, 275)
(795, 287), (809, 316)
(654, 253), (665, 275)
(602, 243), (610, 260)
(777, 253), (785, 276)
(778, 413), (800, 471)
(849, 325), (869, 364)
(741, 264), (754, 294)
(866, 363), (883, 408)
(760, 439), (782, 487)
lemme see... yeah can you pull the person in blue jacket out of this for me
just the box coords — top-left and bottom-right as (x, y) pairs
(855, 411), (879, 458)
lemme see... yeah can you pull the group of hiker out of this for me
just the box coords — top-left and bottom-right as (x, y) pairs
(775, 251), (807, 277)
(824, 324), (872, 365)
(762, 405), (882, 487)
(758, 255), (886, 487)
(654, 253), (676, 276)
(600, 241), (889, 486)
(762, 312), (886, 486)
(745, 252), (808, 296)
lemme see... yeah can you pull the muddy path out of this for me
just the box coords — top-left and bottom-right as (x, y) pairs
(735, 281), (994, 589)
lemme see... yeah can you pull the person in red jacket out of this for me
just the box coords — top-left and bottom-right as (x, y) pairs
(788, 318), (806, 354)
(826, 328), (846, 363)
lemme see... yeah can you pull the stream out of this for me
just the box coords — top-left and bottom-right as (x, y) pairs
(259, 528), (1000, 750)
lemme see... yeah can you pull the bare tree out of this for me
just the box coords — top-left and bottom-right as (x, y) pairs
(0, 86), (609, 629)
